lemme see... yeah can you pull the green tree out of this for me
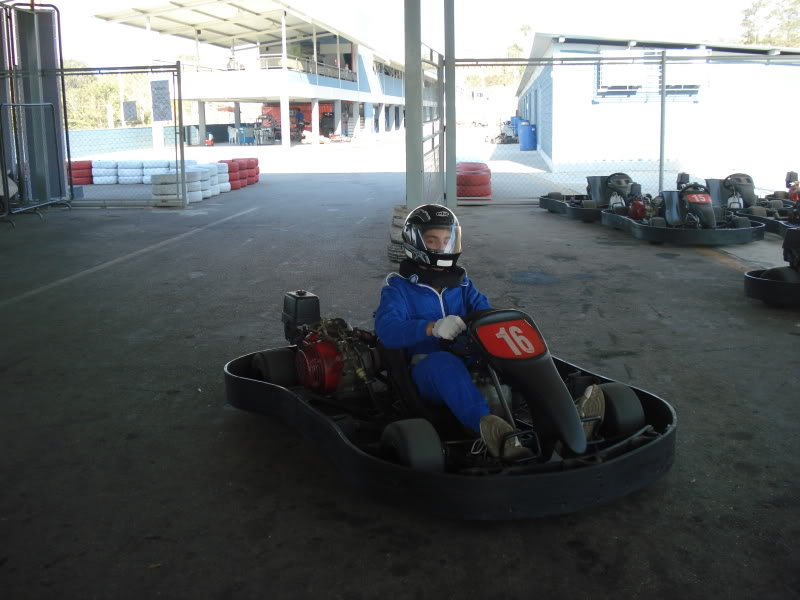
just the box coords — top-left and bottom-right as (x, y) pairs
(741, 0), (800, 46)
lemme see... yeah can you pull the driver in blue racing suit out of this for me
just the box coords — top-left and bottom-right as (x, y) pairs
(375, 204), (534, 459)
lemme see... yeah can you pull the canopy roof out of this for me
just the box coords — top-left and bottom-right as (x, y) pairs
(94, 0), (345, 52)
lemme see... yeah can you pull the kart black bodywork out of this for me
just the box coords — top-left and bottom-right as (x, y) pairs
(745, 228), (800, 307)
(224, 291), (677, 520)
(727, 172), (800, 237)
(539, 174), (633, 223)
(601, 174), (764, 245)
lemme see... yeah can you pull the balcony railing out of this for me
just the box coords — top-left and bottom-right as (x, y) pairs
(258, 54), (357, 82)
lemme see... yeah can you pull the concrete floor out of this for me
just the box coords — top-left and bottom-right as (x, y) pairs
(1, 172), (798, 599)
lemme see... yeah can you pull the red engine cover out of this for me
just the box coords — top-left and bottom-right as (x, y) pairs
(295, 334), (343, 394)
(628, 199), (645, 220)
(790, 184), (799, 203)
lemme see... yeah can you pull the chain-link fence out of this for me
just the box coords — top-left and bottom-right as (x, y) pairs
(62, 64), (185, 207)
(455, 55), (800, 202)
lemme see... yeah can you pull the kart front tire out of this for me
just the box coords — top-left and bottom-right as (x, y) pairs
(380, 418), (445, 472)
(598, 383), (645, 437)
(733, 216), (751, 229)
(251, 348), (298, 387)
(762, 267), (800, 284)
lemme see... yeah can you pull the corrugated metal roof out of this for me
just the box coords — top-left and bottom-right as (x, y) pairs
(94, 0), (341, 51)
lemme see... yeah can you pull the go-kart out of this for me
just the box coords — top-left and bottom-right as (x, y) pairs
(485, 120), (518, 144)
(727, 171), (799, 237)
(539, 173), (634, 223)
(224, 290), (677, 520)
(745, 228), (800, 307)
(602, 173), (764, 245)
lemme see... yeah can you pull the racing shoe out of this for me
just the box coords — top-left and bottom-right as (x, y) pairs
(577, 384), (605, 440)
(479, 414), (533, 460)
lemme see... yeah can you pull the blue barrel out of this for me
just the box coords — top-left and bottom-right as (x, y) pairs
(519, 123), (537, 151)
(510, 115), (521, 136)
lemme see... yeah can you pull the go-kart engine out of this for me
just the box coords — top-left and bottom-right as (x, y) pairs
(294, 317), (380, 396)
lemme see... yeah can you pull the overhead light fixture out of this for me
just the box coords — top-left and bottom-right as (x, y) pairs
(767, 49), (780, 55)
(557, 36), (565, 43)
(627, 40), (637, 48)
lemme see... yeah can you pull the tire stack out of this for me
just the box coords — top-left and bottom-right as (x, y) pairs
(150, 169), (204, 206)
(244, 158), (259, 184)
(117, 160), (144, 184)
(142, 160), (170, 184)
(233, 159), (251, 187)
(456, 162), (492, 200)
(387, 204), (409, 263)
(92, 160), (118, 185)
(221, 160), (242, 190)
(215, 162), (231, 193)
(197, 164), (220, 198)
(68, 160), (93, 185)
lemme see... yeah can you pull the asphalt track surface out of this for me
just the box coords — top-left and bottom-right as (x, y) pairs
(1, 173), (798, 599)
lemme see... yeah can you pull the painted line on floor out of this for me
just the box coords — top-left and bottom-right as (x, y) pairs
(0, 207), (259, 309)
(693, 247), (752, 272)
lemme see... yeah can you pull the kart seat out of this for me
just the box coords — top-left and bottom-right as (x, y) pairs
(377, 342), (470, 438)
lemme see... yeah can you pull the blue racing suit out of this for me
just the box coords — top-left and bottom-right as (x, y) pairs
(374, 270), (492, 431)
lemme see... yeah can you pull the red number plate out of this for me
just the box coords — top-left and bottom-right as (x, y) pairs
(686, 193), (711, 204)
(476, 319), (547, 359)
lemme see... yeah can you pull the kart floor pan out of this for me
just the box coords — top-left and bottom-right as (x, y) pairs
(602, 210), (765, 245)
(224, 350), (677, 520)
(736, 212), (797, 237)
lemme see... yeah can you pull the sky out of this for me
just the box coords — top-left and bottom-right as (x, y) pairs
(51, 0), (759, 67)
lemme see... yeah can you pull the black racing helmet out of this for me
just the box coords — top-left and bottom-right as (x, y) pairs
(402, 204), (462, 268)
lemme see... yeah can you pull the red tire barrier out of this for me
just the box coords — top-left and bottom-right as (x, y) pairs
(456, 173), (491, 186)
(457, 161), (489, 171)
(230, 179), (242, 190)
(69, 160), (92, 170)
(457, 183), (492, 198)
(246, 158), (257, 168)
(70, 176), (93, 185)
(247, 176), (258, 185)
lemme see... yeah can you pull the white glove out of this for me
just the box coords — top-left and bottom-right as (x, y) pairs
(431, 315), (466, 340)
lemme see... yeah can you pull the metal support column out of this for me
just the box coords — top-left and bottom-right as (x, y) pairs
(198, 100), (206, 143)
(444, 0), (456, 208)
(280, 11), (291, 148)
(404, 0), (423, 208)
(658, 50), (666, 193)
(311, 97), (319, 143)
(334, 99), (342, 135)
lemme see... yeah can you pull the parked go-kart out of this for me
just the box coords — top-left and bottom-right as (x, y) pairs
(224, 290), (677, 520)
(727, 171), (799, 237)
(745, 228), (800, 307)
(601, 173), (764, 245)
(539, 173), (634, 222)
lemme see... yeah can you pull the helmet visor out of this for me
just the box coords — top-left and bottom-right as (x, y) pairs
(411, 224), (462, 254)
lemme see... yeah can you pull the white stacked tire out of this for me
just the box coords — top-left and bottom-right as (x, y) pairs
(150, 169), (203, 205)
(117, 160), (144, 184)
(195, 164), (218, 198)
(215, 162), (231, 193)
(92, 160), (118, 184)
(168, 159), (197, 170)
(142, 160), (170, 185)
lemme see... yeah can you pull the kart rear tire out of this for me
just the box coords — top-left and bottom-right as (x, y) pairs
(772, 191), (789, 199)
(547, 192), (564, 199)
(251, 348), (298, 387)
(649, 217), (666, 227)
(749, 206), (768, 217)
(733, 216), (751, 229)
(582, 200), (597, 209)
(768, 199), (784, 210)
(380, 418), (445, 472)
(598, 382), (645, 437)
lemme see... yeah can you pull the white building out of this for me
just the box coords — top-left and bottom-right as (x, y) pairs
(516, 33), (800, 190)
(96, 0), (408, 146)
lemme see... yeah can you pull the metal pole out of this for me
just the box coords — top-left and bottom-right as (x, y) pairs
(312, 22), (318, 83)
(404, 0), (423, 209)
(280, 10), (290, 149)
(659, 50), (666, 193)
(176, 62), (187, 208)
(444, 0), (456, 208)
